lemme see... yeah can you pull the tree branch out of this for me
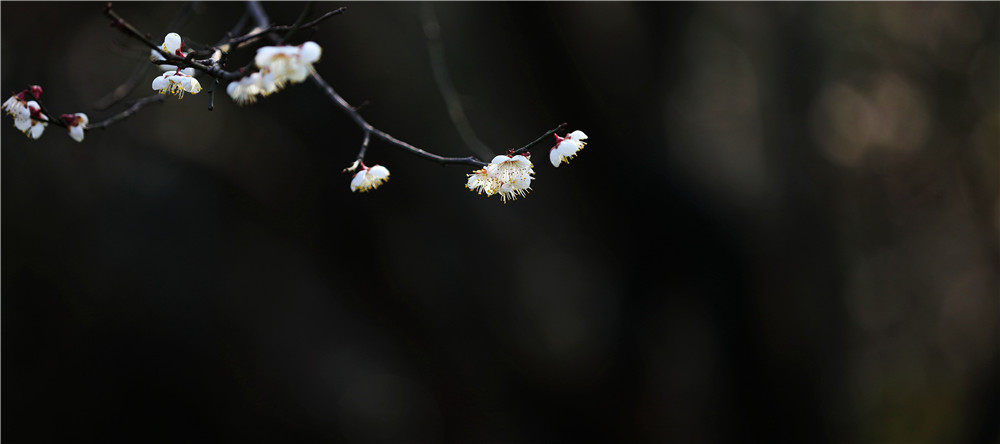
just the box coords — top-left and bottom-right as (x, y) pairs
(310, 71), (489, 168)
(511, 122), (567, 156)
(225, 6), (346, 49)
(87, 95), (167, 130)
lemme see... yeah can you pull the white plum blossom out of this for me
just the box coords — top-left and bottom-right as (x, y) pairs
(549, 130), (588, 167)
(488, 154), (534, 202)
(14, 101), (47, 139)
(350, 164), (390, 192)
(255, 41), (322, 86)
(466, 168), (500, 196)
(226, 42), (322, 105)
(61, 113), (88, 142)
(3, 94), (30, 121)
(467, 154), (535, 203)
(226, 72), (273, 105)
(161, 32), (182, 54)
(150, 32), (189, 72)
(152, 71), (202, 98)
(149, 32), (196, 76)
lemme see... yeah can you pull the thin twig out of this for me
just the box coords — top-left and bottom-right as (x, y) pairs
(105, 3), (245, 81)
(87, 95), (167, 130)
(24, 89), (67, 129)
(511, 122), (567, 155)
(310, 71), (489, 167)
(279, 1), (314, 45)
(207, 79), (217, 111)
(93, 61), (153, 111)
(227, 6), (346, 48)
(96, 2), (201, 111)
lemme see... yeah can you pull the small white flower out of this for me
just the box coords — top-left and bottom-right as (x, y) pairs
(487, 154), (534, 203)
(549, 130), (588, 167)
(161, 32), (182, 54)
(16, 101), (47, 139)
(151, 33), (188, 71)
(3, 94), (29, 120)
(226, 72), (277, 105)
(466, 168), (500, 196)
(152, 71), (202, 98)
(468, 154), (534, 202)
(254, 42), (322, 87)
(350, 164), (390, 192)
(62, 113), (88, 142)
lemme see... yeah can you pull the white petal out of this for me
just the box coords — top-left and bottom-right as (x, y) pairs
(162, 33), (182, 53)
(75, 113), (89, 126)
(14, 117), (31, 131)
(185, 77), (202, 94)
(180, 67), (196, 76)
(568, 130), (588, 141)
(287, 64), (310, 83)
(509, 155), (531, 168)
(490, 155), (511, 165)
(368, 165), (390, 178)
(69, 125), (85, 142)
(556, 140), (580, 156)
(255, 47), (281, 68)
(513, 176), (531, 189)
(29, 122), (45, 139)
(152, 76), (169, 90)
(350, 171), (367, 191)
(300, 42), (322, 64)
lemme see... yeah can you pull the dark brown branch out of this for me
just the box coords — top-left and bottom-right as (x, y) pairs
(105, 3), (245, 81)
(310, 71), (489, 168)
(24, 89), (67, 129)
(94, 3), (195, 111)
(511, 122), (567, 156)
(93, 61), (152, 111)
(226, 6), (346, 48)
(278, 1), (314, 45)
(87, 95), (167, 130)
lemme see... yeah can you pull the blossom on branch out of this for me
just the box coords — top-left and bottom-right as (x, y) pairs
(227, 42), (322, 105)
(61, 113), (88, 142)
(226, 72), (269, 105)
(152, 70), (202, 98)
(488, 154), (534, 202)
(3, 93), (30, 121)
(255, 41), (322, 87)
(13, 101), (47, 139)
(549, 130), (588, 168)
(350, 164), (390, 192)
(467, 154), (535, 203)
(466, 168), (500, 196)
(150, 32), (192, 72)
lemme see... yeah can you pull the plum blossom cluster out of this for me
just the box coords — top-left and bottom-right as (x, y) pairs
(550, 130), (588, 167)
(466, 154), (535, 203)
(457, 130), (588, 203)
(150, 33), (202, 99)
(227, 42), (322, 105)
(6, 3), (588, 203)
(3, 86), (89, 142)
(350, 164), (391, 192)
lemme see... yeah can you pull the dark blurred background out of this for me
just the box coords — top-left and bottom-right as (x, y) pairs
(3, 2), (998, 442)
